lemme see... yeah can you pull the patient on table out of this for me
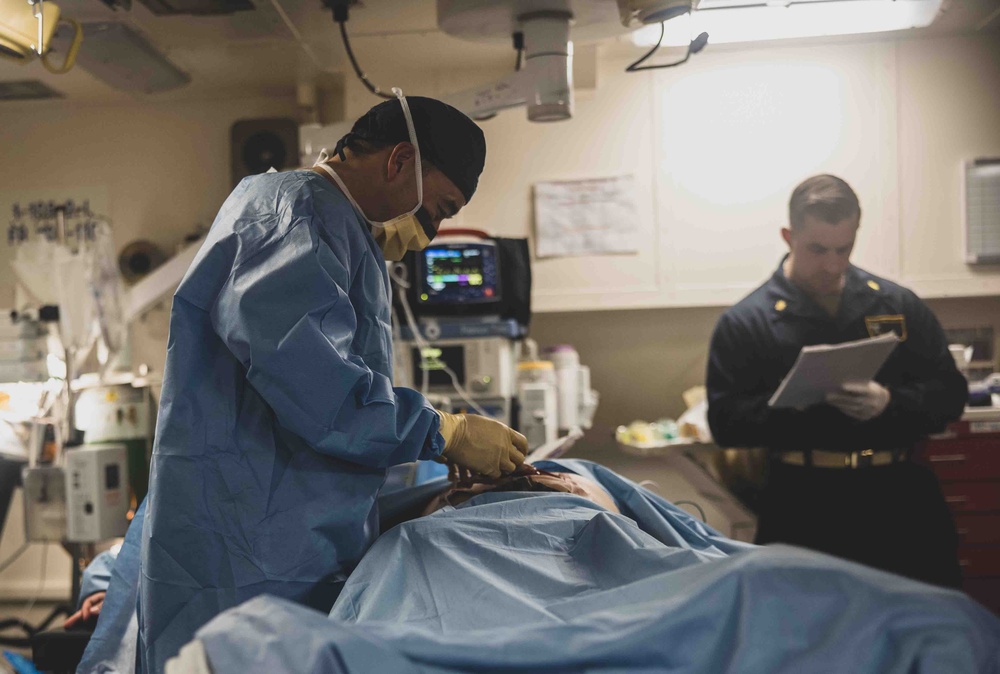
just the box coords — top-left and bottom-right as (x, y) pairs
(421, 463), (620, 515)
(186, 457), (1000, 674)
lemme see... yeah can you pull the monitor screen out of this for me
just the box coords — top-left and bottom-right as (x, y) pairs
(417, 243), (501, 307)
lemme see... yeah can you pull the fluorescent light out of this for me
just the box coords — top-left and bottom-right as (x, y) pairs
(632, 0), (943, 47)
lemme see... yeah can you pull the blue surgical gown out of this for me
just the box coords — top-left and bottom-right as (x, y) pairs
(78, 550), (116, 607)
(77, 500), (145, 674)
(135, 170), (444, 672)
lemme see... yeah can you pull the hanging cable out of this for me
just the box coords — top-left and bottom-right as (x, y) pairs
(626, 20), (709, 72)
(23, 542), (49, 617)
(389, 262), (489, 416)
(331, 3), (393, 100)
(0, 605), (72, 648)
(674, 500), (707, 523)
(0, 544), (60, 647)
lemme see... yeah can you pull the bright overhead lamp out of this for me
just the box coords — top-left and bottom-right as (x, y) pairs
(631, 0), (944, 47)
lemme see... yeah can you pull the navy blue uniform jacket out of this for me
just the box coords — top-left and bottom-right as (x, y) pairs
(706, 258), (967, 452)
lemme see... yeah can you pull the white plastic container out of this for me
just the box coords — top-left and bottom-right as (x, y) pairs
(545, 345), (580, 431)
(517, 360), (557, 387)
(517, 361), (558, 449)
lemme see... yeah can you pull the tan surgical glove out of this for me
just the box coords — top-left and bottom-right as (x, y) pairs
(826, 381), (891, 421)
(436, 411), (528, 479)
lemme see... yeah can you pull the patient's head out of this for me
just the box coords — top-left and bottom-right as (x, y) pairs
(421, 464), (620, 516)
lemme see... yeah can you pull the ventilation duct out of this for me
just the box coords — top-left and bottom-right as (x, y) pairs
(53, 22), (190, 94)
(0, 79), (62, 100)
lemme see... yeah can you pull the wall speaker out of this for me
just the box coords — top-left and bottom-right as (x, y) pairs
(230, 118), (300, 188)
(118, 240), (167, 284)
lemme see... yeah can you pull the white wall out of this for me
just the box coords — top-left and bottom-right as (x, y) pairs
(531, 296), (1000, 431)
(897, 35), (1000, 295)
(0, 95), (296, 308)
(457, 33), (1000, 311)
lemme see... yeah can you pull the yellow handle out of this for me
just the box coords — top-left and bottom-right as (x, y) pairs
(41, 18), (82, 74)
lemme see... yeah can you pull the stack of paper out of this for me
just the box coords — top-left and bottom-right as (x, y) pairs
(768, 333), (900, 409)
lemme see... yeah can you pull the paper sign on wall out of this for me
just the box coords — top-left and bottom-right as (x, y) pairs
(533, 176), (640, 258)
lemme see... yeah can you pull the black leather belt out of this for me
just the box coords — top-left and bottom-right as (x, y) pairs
(777, 448), (908, 469)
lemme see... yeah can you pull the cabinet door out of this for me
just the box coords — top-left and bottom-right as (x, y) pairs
(958, 546), (1000, 579)
(923, 436), (1000, 481)
(940, 481), (1000, 514)
(955, 514), (1000, 546)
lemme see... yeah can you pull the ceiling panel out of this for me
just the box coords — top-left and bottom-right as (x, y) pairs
(0, 0), (995, 107)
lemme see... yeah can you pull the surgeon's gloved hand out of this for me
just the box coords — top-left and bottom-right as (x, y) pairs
(436, 411), (527, 479)
(826, 381), (891, 421)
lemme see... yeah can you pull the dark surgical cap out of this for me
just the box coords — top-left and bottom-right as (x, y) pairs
(336, 96), (487, 203)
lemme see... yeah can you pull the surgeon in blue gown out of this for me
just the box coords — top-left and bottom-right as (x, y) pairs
(78, 91), (526, 674)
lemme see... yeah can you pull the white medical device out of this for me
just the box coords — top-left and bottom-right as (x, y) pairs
(22, 466), (67, 542)
(399, 338), (516, 399)
(64, 443), (130, 543)
(302, 0), (693, 162)
(396, 337), (517, 426)
(518, 381), (559, 450)
(395, 337), (517, 424)
(438, 3), (579, 122)
(436, 0), (699, 120)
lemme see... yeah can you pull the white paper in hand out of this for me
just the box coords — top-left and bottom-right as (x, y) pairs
(768, 333), (899, 409)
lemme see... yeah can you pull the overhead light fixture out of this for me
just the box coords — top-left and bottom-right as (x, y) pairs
(0, 0), (60, 59)
(619, 0), (696, 25)
(0, 0), (82, 73)
(631, 0), (943, 47)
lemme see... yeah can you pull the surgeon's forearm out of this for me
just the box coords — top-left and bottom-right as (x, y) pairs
(310, 389), (445, 468)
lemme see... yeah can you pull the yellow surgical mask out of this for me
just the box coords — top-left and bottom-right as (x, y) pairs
(371, 211), (434, 262)
(313, 88), (436, 262)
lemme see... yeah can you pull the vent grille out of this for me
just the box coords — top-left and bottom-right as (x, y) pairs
(965, 158), (1000, 265)
(54, 23), (192, 95)
(0, 80), (63, 101)
(138, 0), (252, 16)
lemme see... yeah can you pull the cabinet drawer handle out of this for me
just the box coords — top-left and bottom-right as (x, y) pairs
(929, 454), (967, 463)
(959, 560), (971, 567)
(957, 528), (970, 535)
(945, 495), (969, 504)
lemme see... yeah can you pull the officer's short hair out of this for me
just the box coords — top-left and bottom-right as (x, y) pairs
(789, 175), (861, 230)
